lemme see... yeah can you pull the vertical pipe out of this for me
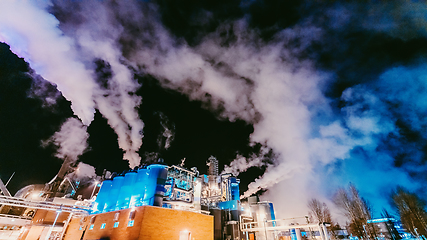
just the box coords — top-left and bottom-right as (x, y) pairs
(59, 212), (73, 240)
(45, 207), (61, 240)
(322, 224), (329, 240)
(264, 219), (268, 240)
(296, 228), (302, 240)
(318, 225), (325, 240)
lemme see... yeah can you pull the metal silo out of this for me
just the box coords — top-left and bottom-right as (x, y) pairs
(105, 175), (124, 212)
(93, 179), (112, 213)
(132, 167), (148, 207)
(117, 171), (137, 209)
(144, 164), (168, 206)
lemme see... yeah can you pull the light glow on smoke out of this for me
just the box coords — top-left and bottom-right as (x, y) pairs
(1, 0), (427, 219)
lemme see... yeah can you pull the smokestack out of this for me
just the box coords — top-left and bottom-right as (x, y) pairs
(207, 156), (219, 190)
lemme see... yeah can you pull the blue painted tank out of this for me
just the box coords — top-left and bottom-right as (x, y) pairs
(117, 171), (137, 209)
(105, 175), (124, 211)
(93, 179), (112, 213)
(230, 177), (240, 201)
(143, 164), (168, 206)
(132, 168), (148, 207)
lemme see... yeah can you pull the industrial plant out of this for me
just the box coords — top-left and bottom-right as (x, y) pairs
(0, 156), (401, 240)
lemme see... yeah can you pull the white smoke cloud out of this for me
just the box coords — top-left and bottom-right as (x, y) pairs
(68, 162), (97, 181)
(45, 117), (89, 161)
(0, 0), (96, 125)
(54, 1), (144, 167)
(0, 0), (144, 167)
(113, 3), (418, 218)
(157, 112), (175, 150)
(3, 0), (424, 219)
(222, 153), (265, 177)
(64, 162), (97, 186)
(123, 15), (337, 216)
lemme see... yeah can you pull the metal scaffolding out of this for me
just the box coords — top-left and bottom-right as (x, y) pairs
(0, 195), (90, 215)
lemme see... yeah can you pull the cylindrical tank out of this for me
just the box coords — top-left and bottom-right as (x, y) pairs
(143, 164), (168, 206)
(251, 201), (276, 224)
(229, 177), (240, 201)
(132, 168), (148, 207)
(116, 171), (137, 209)
(105, 175), (124, 212)
(93, 179), (112, 213)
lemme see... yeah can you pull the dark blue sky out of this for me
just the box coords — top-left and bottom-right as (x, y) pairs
(1, 0), (427, 219)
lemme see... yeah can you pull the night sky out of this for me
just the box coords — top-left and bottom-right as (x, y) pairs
(1, 0), (427, 219)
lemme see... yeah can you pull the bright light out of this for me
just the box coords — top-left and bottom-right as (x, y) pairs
(30, 192), (40, 199)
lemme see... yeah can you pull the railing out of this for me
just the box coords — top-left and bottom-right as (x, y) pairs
(0, 195), (91, 215)
(241, 219), (331, 240)
(0, 213), (32, 220)
(241, 219), (323, 232)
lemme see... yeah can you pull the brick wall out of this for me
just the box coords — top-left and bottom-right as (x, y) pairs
(138, 206), (213, 240)
(64, 205), (213, 240)
(31, 209), (70, 225)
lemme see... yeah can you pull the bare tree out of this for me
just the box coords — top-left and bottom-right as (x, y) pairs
(391, 187), (427, 238)
(333, 184), (377, 239)
(308, 199), (341, 239)
(308, 198), (332, 223)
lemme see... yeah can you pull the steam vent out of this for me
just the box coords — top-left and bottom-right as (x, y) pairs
(1, 156), (336, 240)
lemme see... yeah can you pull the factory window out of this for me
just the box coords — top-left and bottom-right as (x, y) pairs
(114, 212), (120, 221)
(128, 220), (134, 227)
(89, 224), (94, 230)
(129, 210), (136, 220)
(100, 223), (106, 229)
(114, 222), (119, 228)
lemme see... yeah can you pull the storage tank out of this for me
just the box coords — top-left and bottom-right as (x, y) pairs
(229, 177), (240, 201)
(92, 179), (112, 213)
(116, 171), (137, 209)
(143, 164), (168, 206)
(105, 175), (124, 211)
(132, 167), (148, 207)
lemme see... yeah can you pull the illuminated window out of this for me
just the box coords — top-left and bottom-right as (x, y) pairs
(114, 212), (120, 221)
(89, 225), (94, 230)
(128, 220), (134, 227)
(114, 222), (119, 228)
(179, 230), (192, 240)
(100, 223), (106, 229)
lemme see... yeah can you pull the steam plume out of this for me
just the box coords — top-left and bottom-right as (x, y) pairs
(0, 0), (144, 167)
(3, 0), (427, 218)
(0, 0), (96, 125)
(45, 117), (89, 161)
